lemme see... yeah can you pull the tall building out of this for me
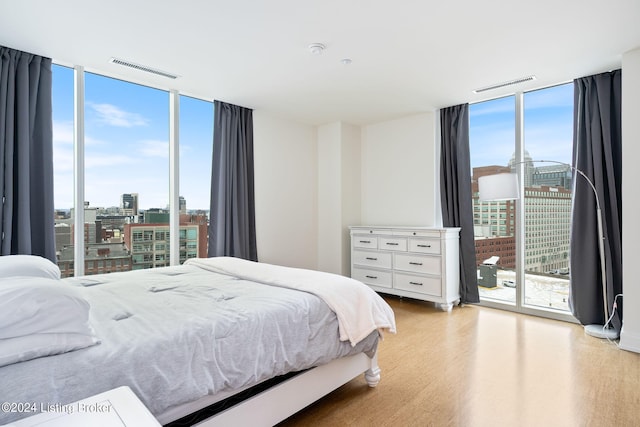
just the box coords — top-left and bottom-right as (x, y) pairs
(472, 164), (572, 273)
(57, 242), (132, 278)
(530, 164), (572, 189)
(179, 196), (187, 214)
(121, 193), (139, 216)
(522, 186), (571, 273)
(56, 204), (131, 276)
(143, 208), (169, 224)
(54, 223), (72, 250)
(124, 222), (208, 269)
(508, 151), (572, 190)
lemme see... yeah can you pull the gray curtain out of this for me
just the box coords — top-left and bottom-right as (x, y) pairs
(0, 46), (55, 261)
(208, 100), (257, 261)
(570, 70), (622, 330)
(440, 104), (479, 304)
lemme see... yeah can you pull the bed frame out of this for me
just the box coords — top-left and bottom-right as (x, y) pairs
(160, 351), (380, 427)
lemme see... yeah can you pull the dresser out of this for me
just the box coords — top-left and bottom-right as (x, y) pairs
(349, 226), (461, 311)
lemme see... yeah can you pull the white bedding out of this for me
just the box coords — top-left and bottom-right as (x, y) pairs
(185, 257), (397, 346)
(0, 260), (388, 424)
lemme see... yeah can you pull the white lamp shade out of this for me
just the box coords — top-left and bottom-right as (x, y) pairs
(478, 173), (520, 201)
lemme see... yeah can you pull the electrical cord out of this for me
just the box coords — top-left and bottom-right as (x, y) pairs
(604, 293), (623, 346)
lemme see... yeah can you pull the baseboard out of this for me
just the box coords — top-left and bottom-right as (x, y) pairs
(619, 325), (640, 353)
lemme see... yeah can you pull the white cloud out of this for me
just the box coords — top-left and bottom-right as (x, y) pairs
(138, 140), (169, 158)
(88, 102), (149, 128)
(85, 154), (137, 168)
(53, 120), (73, 145)
(469, 95), (518, 118)
(53, 120), (109, 148)
(53, 146), (74, 173)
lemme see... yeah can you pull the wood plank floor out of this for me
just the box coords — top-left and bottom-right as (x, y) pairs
(278, 295), (640, 427)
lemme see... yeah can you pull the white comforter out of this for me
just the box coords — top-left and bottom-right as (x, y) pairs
(1, 262), (384, 424)
(185, 257), (397, 346)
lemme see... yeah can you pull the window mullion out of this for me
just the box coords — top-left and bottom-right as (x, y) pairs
(515, 91), (525, 309)
(169, 90), (180, 266)
(73, 66), (85, 276)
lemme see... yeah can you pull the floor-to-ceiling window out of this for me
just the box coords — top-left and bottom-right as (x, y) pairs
(470, 83), (574, 320)
(470, 95), (516, 305)
(179, 95), (213, 262)
(522, 84), (573, 311)
(52, 64), (75, 275)
(85, 72), (169, 272)
(52, 66), (214, 276)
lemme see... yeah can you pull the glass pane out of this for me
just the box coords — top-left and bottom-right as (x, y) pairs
(470, 96), (516, 305)
(522, 83), (573, 311)
(179, 95), (213, 261)
(52, 64), (75, 277)
(85, 72), (169, 273)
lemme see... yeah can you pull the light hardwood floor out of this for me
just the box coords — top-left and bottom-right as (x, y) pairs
(278, 295), (640, 427)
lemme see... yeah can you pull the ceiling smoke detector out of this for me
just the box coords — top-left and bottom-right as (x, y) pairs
(308, 43), (326, 55)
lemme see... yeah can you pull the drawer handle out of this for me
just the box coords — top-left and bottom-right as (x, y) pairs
(365, 257), (378, 261)
(417, 244), (431, 248)
(365, 275), (378, 279)
(359, 240), (371, 243)
(386, 242), (399, 246)
(409, 262), (423, 266)
(409, 281), (423, 286)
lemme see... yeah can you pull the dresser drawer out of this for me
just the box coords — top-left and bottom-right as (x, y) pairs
(352, 267), (392, 289)
(378, 237), (407, 251)
(353, 236), (378, 249)
(394, 253), (441, 275)
(393, 230), (441, 238)
(394, 272), (442, 296)
(408, 238), (441, 255)
(352, 250), (392, 269)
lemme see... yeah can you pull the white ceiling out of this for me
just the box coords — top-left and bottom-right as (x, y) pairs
(1, 0), (639, 125)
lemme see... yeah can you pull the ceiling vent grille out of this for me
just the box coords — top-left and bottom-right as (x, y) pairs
(473, 75), (536, 93)
(109, 58), (179, 79)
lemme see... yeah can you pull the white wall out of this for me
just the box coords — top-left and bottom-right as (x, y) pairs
(361, 113), (437, 226)
(317, 122), (361, 275)
(317, 123), (343, 273)
(620, 47), (640, 353)
(252, 111), (318, 269)
(340, 123), (361, 275)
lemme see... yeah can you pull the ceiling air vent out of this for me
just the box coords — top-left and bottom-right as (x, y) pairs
(109, 58), (179, 79)
(473, 75), (536, 93)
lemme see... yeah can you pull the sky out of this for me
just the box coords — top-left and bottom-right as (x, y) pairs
(53, 65), (574, 211)
(469, 82), (574, 169)
(52, 65), (213, 211)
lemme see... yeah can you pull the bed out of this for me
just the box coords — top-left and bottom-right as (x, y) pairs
(0, 255), (396, 426)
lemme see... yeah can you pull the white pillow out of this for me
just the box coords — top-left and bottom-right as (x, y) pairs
(0, 277), (99, 366)
(0, 255), (61, 280)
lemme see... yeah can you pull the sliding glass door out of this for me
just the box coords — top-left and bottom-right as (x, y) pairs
(469, 83), (575, 320)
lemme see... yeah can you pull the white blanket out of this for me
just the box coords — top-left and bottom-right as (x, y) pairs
(185, 257), (397, 346)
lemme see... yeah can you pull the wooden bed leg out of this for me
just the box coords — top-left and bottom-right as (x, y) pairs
(364, 353), (381, 387)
